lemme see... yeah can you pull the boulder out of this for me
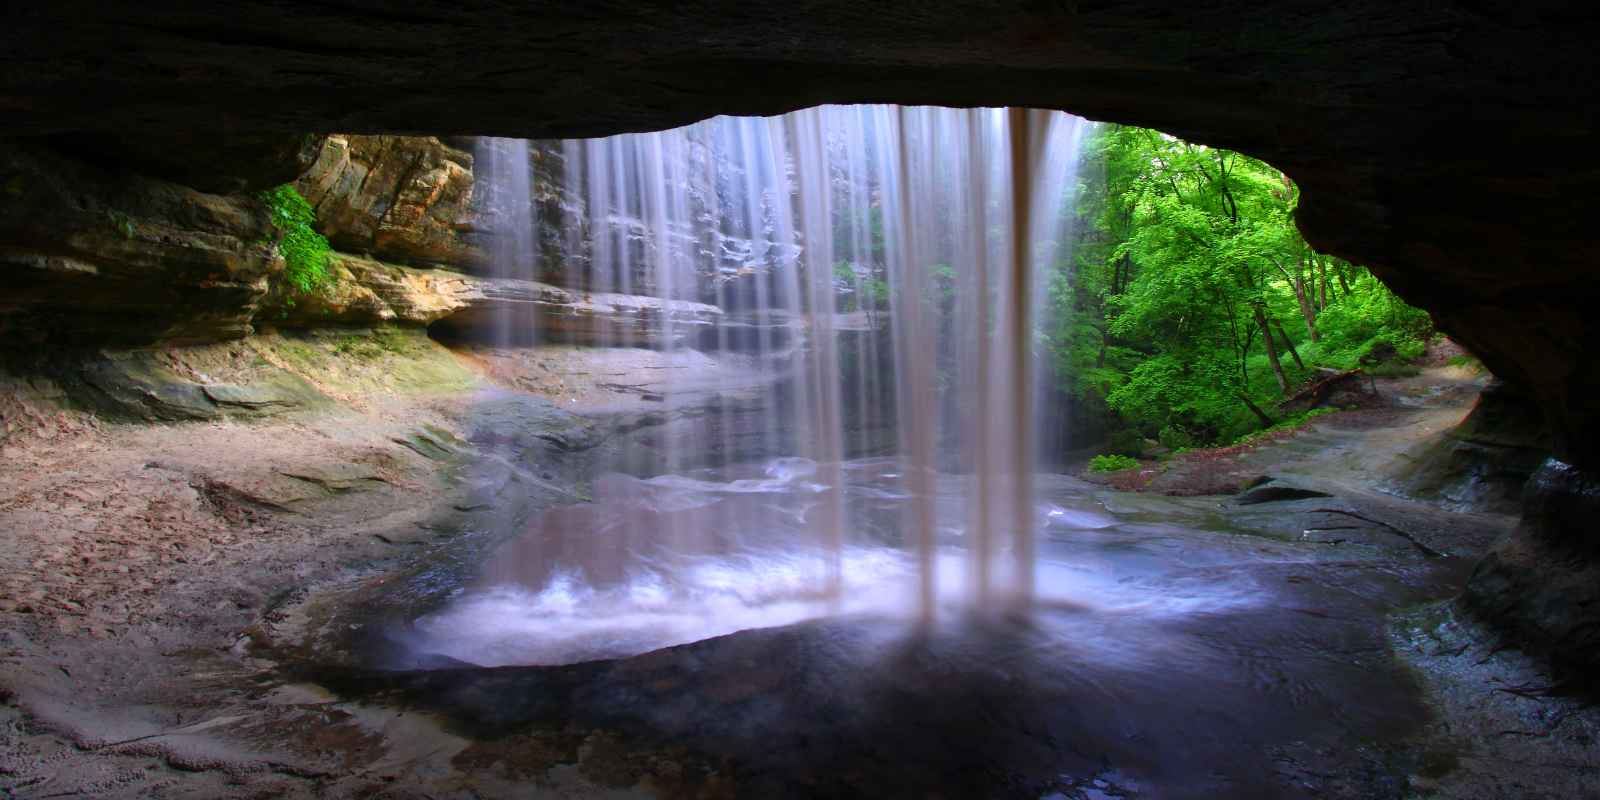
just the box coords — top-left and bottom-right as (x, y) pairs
(51, 348), (326, 422)
(270, 253), (476, 327)
(1386, 380), (1552, 515)
(1463, 459), (1600, 678)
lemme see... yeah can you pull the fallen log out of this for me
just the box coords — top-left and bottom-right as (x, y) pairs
(1280, 368), (1366, 408)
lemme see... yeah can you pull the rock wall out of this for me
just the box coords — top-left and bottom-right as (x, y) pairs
(59, 132), (326, 196)
(4, 3), (1594, 458)
(0, 130), (733, 348)
(1385, 380), (1550, 515)
(0, 139), (282, 345)
(298, 133), (798, 300)
(1463, 460), (1600, 681)
(295, 135), (480, 269)
(277, 252), (722, 348)
(285, 133), (782, 340)
(0, 128), (774, 452)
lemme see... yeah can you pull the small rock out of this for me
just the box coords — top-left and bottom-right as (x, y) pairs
(1234, 482), (1333, 505)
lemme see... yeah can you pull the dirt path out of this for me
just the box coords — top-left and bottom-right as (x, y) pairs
(1096, 362), (1496, 503)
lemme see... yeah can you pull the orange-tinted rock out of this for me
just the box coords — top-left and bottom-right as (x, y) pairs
(296, 136), (479, 269)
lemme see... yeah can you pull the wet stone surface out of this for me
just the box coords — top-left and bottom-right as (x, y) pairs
(291, 456), (1495, 799)
(6, 370), (1581, 799)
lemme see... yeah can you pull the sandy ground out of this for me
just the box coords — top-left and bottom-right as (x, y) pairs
(0, 391), (473, 633)
(0, 387), (487, 797)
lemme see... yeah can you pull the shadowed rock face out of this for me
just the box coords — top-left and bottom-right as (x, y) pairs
(2, 2), (1598, 663)
(0, 140), (282, 344)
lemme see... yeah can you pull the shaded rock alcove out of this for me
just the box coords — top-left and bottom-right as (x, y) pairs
(3, 2), (1598, 670)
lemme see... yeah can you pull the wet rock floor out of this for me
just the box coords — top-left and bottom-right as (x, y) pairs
(3, 367), (1596, 799)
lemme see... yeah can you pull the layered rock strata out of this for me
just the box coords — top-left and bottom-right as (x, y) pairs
(0, 141), (281, 344)
(278, 253), (722, 349)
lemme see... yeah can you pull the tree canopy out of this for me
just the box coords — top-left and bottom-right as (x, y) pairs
(1048, 125), (1432, 450)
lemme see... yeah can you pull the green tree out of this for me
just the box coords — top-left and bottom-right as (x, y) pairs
(1048, 125), (1433, 446)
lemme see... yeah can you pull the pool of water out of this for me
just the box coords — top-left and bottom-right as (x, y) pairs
(406, 457), (1457, 668)
(341, 456), (1474, 797)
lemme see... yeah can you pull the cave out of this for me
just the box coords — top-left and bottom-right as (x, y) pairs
(2, 4), (1597, 798)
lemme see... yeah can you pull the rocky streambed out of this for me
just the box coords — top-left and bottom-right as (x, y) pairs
(2, 352), (1594, 799)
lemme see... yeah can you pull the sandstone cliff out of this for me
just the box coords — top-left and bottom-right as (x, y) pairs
(295, 135), (479, 269)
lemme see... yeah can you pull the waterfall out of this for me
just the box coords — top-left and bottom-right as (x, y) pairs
(465, 105), (1086, 637)
(473, 137), (535, 346)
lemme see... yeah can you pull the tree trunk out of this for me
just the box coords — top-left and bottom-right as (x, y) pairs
(1293, 275), (1319, 342)
(1272, 318), (1305, 370)
(1240, 393), (1275, 427)
(1303, 253), (1318, 312)
(1282, 253), (1320, 341)
(1254, 305), (1291, 395)
(1316, 256), (1331, 308)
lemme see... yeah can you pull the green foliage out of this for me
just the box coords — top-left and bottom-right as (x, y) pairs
(929, 262), (957, 304)
(106, 210), (135, 239)
(832, 261), (860, 311)
(1157, 424), (1195, 451)
(832, 261), (857, 283)
(259, 184), (334, 296)
(1047, 124), (1432, 447)
(830, 260), (889, 312)
(1293, 275), (1431, 370)
(867, 278), (890, 309)
(1105, 428), (1146, 456)
(1088, 453), (1141, 473)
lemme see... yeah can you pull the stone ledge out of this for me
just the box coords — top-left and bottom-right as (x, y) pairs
(276, 252), (722, 349)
